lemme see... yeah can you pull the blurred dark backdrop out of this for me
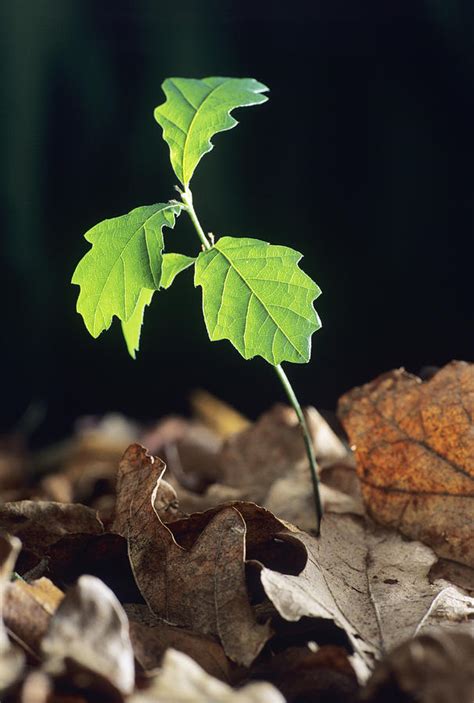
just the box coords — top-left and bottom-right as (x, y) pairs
(2, 0), (473, 444)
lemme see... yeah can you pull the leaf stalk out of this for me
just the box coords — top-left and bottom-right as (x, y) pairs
(181, 188), (212, 251)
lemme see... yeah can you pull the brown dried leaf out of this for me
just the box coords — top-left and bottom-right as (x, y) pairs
(430, 558), (474, 595)
(361, 631), (474, 703)
(127, 480), (271, 666)
(129, 648), (285, 703)
(166, 501), (288, 552)
(219, 405), (316, 491)
(5, 577), (63, 657)
(113, 444), (180, 535)
(142, 417), (222, 488)
(259, 513), (474, 679)
(41, 575), (135, 695)
(338, 361), (474, 566)
(126, 604), (238, 683)
(0, 501), (103, 553)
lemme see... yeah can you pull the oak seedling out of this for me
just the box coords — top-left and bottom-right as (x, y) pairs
(72, 77), (323, 530)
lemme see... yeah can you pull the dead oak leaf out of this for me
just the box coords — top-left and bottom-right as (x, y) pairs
(0, 501), (104, 554)
(41, 574), (135, 695)
(4, 577), (63, 658)
(127, 481), (271, 666)
(259, 513), (474, 680)
(125, 604), (239, 683)
(338, 361), (474, 566)
(113, 444), (180, 535)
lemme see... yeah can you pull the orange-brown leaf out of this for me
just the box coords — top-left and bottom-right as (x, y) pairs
(338, 361), (474, 566)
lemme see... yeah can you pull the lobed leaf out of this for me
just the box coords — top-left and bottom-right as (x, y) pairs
(194, 236), (321, 366)
(121, 253), (195, 358)
(154, 77), (268, 186)
(72, 203), (182, 338)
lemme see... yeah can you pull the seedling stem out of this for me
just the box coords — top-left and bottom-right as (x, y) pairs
(181, 187), (322, 534)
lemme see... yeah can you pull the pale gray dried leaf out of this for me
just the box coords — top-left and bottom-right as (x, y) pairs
(41, 574), (135, 694)
(0, 501), (103, 552)
(418, 586), (474, 635)
(361, 631), (474, 703)
(0, 534), (25, 690)
(113, 444), (179, 535)
(130, 648), (285, 703)
(260, 513), (474, 679)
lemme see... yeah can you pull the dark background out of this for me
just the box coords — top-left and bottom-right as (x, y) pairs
(2, 0), (473, 444)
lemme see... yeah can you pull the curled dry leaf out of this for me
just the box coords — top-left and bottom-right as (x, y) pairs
(113, 444), (180, 535)
(41, 574), (135, 695)
(259, 513), (474, 679)
(127, 472), (271, 666)
(338, 361), (474, 567)
(4, 577), (63, 657)
(130, 648), (285, 703)
(0, 534), (25, 690)
(0, 501), (103, 554)
(361, 631), (474, 703)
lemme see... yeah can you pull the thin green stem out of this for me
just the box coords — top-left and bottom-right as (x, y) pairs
(182, 189), (323, 533)
(181, 187), (212, 250)
(275, 363), (322, 534)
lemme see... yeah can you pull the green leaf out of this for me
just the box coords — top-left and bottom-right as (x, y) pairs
(161, 252), (195, 289)
(154, 77), (268, 186)
(121, 288), (154, 359)
(72, 203), (182, 338)
(194, 236), (321, 366)
(121, 253), (196, 358)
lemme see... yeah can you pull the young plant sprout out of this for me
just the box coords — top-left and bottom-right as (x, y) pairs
(72, 77), (323, 531)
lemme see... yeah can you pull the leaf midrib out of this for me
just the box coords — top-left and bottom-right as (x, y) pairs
(176, 79), (230, 185)
(215, 246), (306, 363)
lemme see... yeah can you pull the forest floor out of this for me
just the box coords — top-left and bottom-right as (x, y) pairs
(0, 360), (472, 702)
